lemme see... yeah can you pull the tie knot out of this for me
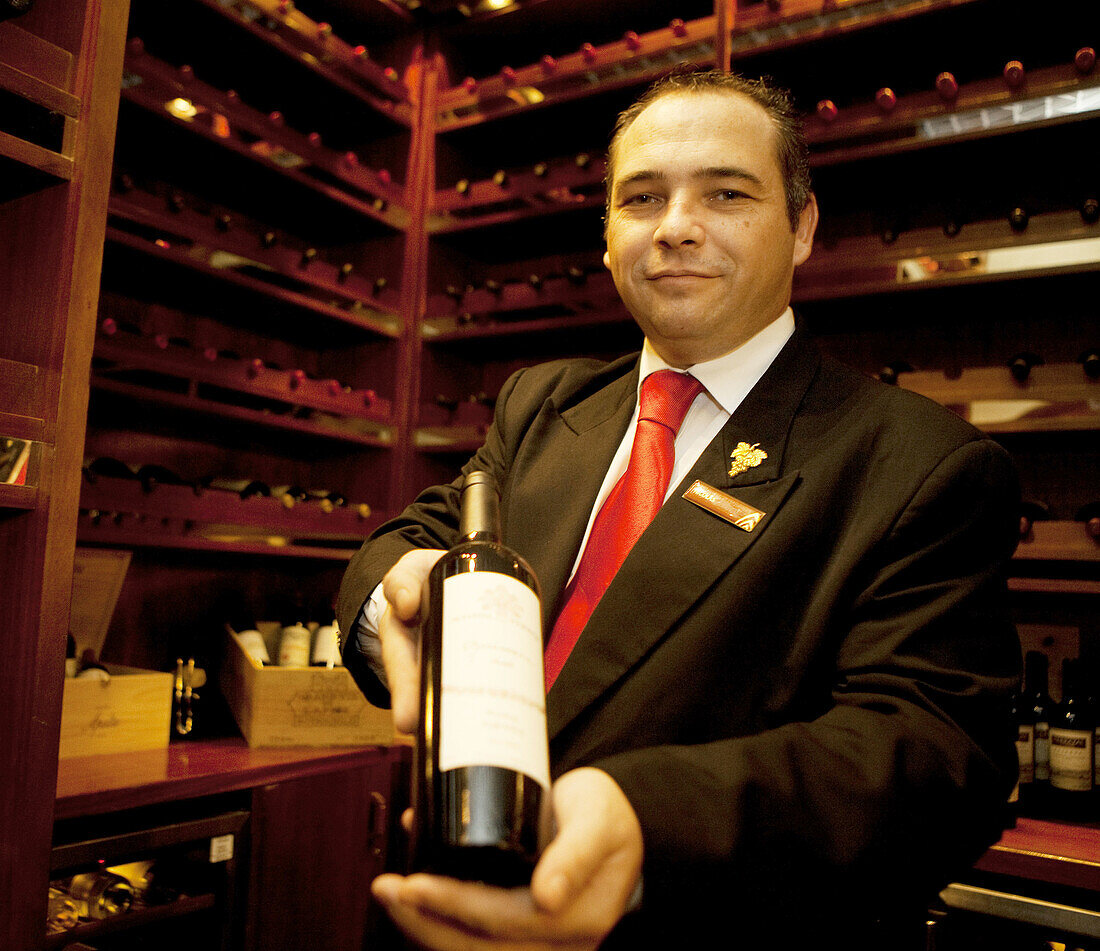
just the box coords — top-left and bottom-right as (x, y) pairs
(638, 370), (704, 434)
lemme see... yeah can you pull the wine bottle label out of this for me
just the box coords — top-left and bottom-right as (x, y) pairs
(1050, 728), (1093, 791)
(1035, 721), (1050, 781)
(278, 624), (311, 667)
(439, 571), (550, 790)
(1016, 725), (1035, 784)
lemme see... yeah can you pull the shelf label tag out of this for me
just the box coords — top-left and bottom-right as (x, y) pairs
(209, 834), (235, 864)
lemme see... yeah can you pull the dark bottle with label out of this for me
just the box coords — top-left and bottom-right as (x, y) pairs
(1021, 651), (1052, 815)
(411, 470), (549, 885)
(1048, 658), (1094, 819)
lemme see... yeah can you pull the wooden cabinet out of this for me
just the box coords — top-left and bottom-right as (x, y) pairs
(51, 742), (409, 950)
(0, 0), (131, 947)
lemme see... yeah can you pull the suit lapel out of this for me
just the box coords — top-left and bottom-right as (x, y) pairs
(503, 359), (640, 635)
(547, 329), (822, 740)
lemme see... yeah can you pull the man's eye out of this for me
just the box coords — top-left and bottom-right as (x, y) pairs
(716, 190), (746, 201)
(623, 193), (657, 205)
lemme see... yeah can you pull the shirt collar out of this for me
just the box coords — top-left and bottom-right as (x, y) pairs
(638, 308), (796, 414)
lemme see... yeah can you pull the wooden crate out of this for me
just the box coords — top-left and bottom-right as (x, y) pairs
(59, 665), (173, 759)
(220, 629), (400, 748)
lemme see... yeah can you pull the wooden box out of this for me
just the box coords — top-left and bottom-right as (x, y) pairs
(219, 629), (399, 748)
(59, 665), (174, 759)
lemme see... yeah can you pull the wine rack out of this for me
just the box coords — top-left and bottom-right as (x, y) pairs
(48, 806), (249, 951)
(3, 0), (1099, 948)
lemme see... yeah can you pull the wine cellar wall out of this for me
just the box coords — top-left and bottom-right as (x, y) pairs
(1, 0), (1098, 948)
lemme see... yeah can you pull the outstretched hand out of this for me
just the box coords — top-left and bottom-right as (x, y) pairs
(372, 767), (644, 950)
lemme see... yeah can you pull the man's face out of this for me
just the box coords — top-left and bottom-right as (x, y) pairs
(603, 91), (817, 368)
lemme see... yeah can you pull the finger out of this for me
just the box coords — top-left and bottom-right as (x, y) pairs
(377, 873), (545, 945)
(378, 602), (421, 734)
(383, 548), (446, 622)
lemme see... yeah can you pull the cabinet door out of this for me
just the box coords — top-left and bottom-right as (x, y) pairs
(246, 760), (396, 951)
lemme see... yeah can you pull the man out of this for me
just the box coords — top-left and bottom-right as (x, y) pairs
(337, 70), (1020, 950)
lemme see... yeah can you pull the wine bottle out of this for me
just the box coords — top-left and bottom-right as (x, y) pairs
(1048, 658), (1094, 819)
(1023, 651), (1053, 804)
(311, 619), (343, 667)
(412, 470), (550, 885)
(63, 871), (134, 919)
(278, 619), (311, 667)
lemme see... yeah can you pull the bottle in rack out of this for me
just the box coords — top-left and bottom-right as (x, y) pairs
(62, 870), (135, 919)
(412, 471), (550, 885)
(1048, 658), (1094, 819)
(1021, 651), (1052, 814)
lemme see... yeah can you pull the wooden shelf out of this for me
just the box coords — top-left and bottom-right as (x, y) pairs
(807, 58), (1100, 167)
(1014, 521), (1100, 563)
(0, 482), (37, 510)
(433, 0), (992, 131)
(895, 361), (1100, 435)
(795, 208), (1100, 302)
(120, 42), (409, 230)
(54, 738), (399, 819)
(190, 0), (413, 118)
(428, 152), (606, 233)
(108, 187), (402, 316)
(976, 817), (1100, 894)
(104, 225), (400, 337)
(45, 893), (218, 949)
(77, 472), (382, 554)
(92, 329), (394, 436)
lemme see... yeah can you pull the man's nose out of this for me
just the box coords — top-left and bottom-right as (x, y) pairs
(653, 197), (705, 247)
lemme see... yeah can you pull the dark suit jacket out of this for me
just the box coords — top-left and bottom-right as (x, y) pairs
(337, 326), (1021, 948)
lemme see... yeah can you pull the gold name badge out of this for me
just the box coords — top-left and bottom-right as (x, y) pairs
(682, 480), (765, 532)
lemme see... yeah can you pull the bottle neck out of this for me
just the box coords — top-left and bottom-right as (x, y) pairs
(458, 472), (502, 543)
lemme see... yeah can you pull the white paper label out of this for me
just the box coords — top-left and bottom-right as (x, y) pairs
(209, 834), (235, 863)
(439, 571), (550, 791)
(1050, 728), (1093, 791)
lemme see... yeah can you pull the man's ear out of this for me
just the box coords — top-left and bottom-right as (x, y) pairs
(603, 250), (612, 271)
(792, 193), (819, 268)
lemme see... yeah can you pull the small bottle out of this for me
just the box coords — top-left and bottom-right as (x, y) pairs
(412, 471), (550, 885)
(311, 620), (343, 668)
(1048, 658), (1094, 819)
(278, 620), (311, 667)
(236, 628), (271, 666)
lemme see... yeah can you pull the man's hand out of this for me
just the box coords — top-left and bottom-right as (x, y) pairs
(372, 767), (644, 950)
(379, 548), (445, 735)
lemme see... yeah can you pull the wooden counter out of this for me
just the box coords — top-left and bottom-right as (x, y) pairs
(54, 737), (405, 819)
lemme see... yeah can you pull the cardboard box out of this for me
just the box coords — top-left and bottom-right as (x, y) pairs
(59, 665), (173, 759)
(220, 628), (400, 748)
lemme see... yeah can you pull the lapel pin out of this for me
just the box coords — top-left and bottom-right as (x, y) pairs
(683, 480), (765, 532)
(728, 441), (768, 479)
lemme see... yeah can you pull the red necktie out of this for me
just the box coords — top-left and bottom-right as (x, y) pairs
(544, 369), (704, 688)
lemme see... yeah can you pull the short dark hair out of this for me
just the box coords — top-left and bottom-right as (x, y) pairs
(605, 70), (813, 230)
